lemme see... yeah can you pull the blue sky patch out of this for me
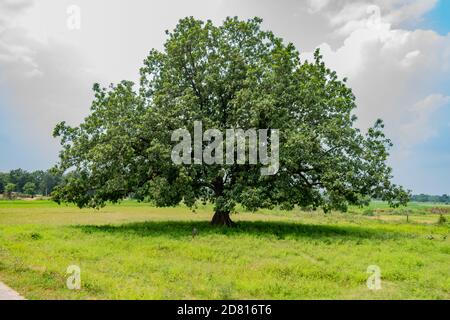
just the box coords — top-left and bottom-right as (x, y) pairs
(421, 0), (450, 35)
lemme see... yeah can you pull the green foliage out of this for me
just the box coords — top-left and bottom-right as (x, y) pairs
(53, 17), (409, 216)
(411, 194), (450, 203)
(5, 183), (16, 199)
(8, 169), (31, 192)
(23, 182), (37, 197)
(437, 214), (447, 225)
(0, 172), (6, 193)
(5, 183), (16, 193)
(0, 169), (61, 196)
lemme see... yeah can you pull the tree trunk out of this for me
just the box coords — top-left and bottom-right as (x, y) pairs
(210, 210), (236, 227)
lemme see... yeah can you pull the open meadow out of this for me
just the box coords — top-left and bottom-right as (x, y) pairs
(0, 200), (448, 300)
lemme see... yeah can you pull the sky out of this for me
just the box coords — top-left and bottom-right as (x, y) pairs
(0, 0), (449, 194)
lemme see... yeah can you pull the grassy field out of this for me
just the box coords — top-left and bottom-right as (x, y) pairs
(0, 200), (448, 300)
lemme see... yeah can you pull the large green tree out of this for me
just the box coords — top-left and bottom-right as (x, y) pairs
(53, 17), (409, 226)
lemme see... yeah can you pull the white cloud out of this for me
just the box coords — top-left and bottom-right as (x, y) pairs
(301, 2), (450, 154)
(399, 94), (450, 144)
(384, 0), (437, 26)
(307, 0), (331, 14)
(306, 0), (438, 31)
(0, 0), (100, 164)
(401, 49), (421, 68)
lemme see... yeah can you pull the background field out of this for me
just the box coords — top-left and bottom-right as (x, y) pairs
(0, 200), (449, 300)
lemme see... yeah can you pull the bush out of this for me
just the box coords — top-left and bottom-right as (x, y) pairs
(437, 214), (447, 225)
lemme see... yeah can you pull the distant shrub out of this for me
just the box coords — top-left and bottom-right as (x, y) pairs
(30, 232), (42, 240)
(437, 214), (447, 225)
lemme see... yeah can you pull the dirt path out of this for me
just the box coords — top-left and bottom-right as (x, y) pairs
(0, 281), (25, 300)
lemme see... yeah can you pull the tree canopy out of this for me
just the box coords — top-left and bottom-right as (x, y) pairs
(0, 169), (61, 196)
(5, 183), (16, 199)
(23, 182), (37, 198)
(52, 17), (409, 226)
(411, 194), (449, 203)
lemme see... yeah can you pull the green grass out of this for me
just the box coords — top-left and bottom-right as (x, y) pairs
(0, 200), (448, 299)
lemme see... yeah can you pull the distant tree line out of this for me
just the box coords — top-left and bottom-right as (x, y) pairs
(0, 169), (62, 198)
(0, 168), (448, 205)
(411, 194), (450, 204)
